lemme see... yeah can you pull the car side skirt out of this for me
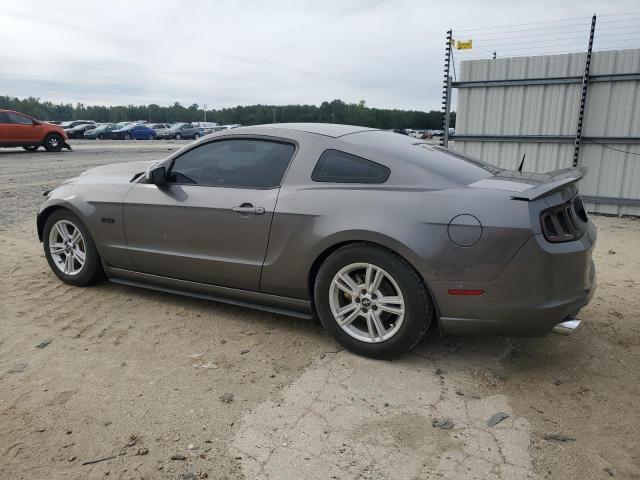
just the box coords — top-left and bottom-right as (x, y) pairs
(105, 267), (314, 319)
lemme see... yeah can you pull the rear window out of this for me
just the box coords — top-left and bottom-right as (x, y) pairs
(312, 149), (390, 184)
(343, 131), (500, 185)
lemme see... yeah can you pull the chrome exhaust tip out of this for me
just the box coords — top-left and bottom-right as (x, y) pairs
(551, 318), (581, 335)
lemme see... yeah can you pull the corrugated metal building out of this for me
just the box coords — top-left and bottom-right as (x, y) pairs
(452, 48), (640, 215)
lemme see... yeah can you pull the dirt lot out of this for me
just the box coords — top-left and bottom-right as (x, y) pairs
(1, 142), (639, 480)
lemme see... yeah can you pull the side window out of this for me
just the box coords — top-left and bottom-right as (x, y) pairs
(0, 112), (9, 123)
(168, 139), (295, 189)
(7, 112), (34, 125)
(311, 149), (390, 184)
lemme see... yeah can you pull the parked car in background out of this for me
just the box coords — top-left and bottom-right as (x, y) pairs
(192, 122), (220, 134)
(148, 123), (171, 138)
(0, 109), (71, 152)
(84, 123), (118, 140)
(221, 124), (242, 130)
(59, 120), (94, 130)
(65, 123), (98, 139)
(157, 123), (203, 140)
(110, 123), (156, 140)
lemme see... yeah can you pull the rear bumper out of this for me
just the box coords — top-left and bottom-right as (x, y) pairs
(433, 221), (597, 337)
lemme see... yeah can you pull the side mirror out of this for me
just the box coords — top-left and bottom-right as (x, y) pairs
(32, 119), (41, 126)
(145, 165), (167, 185)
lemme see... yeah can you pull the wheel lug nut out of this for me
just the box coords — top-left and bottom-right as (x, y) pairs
(362, 308), (368, 313)
(355, 298), (360, 303)
(361, 289), (367, 294)
(373, 306), (378, 311)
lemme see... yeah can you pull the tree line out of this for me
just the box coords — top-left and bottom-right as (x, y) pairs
(0, 96), (454, 130)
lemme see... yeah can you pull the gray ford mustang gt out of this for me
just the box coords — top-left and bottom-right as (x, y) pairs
(37, 123), (596, 358)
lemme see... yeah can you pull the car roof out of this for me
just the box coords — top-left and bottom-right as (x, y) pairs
(248, 123), (378, 138)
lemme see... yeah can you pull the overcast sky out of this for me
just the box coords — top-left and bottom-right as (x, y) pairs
(1, 0), (638, 111)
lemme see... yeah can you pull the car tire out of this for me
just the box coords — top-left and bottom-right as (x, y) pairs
(314, 243), (432, 359)
(148, 134), (154, 140)
(23, 145), (39, 152)
(98, 133), (104, 140)
(124, 133), (131, 140)
(43, 209), (104, 287)
(194, 133), (200, 140)
(175, 133), (182, 140)
(43, 133), (64, 152)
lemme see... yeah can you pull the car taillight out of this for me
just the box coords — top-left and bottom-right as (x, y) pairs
(540, 196), (587, 243)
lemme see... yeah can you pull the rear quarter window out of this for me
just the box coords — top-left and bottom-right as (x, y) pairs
(312, 149), (390, 184)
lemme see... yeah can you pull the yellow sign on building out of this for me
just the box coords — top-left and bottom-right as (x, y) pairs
(456, 39), (473, 50)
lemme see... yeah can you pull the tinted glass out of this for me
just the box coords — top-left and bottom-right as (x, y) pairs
(168, 139), (295, 188)
(0, 112), (9, 123)
(7, 112), (33, 125)
(343, 131), (498, 185)
(311, 149), (390, 184)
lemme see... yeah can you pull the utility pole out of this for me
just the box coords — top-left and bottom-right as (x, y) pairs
(203, 104), (207, 124)
(573, 14), (596, 167)
(273, 107), (276, 123)
(441, 29), (453, 147)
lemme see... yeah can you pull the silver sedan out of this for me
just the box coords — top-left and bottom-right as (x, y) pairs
(37, 123), (596, 358)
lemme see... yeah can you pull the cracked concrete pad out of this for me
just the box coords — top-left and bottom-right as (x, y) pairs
(232, 351), (538, 479)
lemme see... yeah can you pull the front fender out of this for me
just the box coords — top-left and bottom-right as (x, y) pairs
(37, 196), (89, 241)
(37, 182), (135, 270)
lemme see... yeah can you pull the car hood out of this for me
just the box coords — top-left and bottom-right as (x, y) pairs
(71, 160), (159, 183)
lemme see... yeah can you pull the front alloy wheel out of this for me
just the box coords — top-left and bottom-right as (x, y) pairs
(43, 134), (63, 152)
(48, 220), (86, 275)
(43, 210), (103, 286)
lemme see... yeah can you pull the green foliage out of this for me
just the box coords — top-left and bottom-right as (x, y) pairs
(0, 96), (454, 129)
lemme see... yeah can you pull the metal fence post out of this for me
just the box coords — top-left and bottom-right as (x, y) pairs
(441, 29), (453, 147)
(573, 14), (597, 167)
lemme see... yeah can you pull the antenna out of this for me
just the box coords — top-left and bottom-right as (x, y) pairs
(517, 153), (526, 174)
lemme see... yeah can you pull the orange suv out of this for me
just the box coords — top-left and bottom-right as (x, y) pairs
(0, 110), (71, 152)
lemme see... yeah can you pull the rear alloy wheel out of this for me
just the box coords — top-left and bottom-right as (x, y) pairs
(148, 134), (154, 140)
(98, 133), (105, 140)
(124, 133), (132, 140)
(194, 133), (200, 140)
(175, 133), (182, 140)
(315, 244), (432, 359)
(43, 210), (103, 286)
(23, 145), (39, 152)
(43, 134), (63, 152)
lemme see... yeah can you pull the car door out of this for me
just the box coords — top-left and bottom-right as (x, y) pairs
(0, 112), (12, 143)
(5, 112), (35, 142)
(123, 137), (296, 291)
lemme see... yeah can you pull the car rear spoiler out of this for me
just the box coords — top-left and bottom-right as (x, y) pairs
(511, 167), (587, 201)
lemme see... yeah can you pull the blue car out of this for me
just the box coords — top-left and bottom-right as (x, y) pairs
(110, 123), (156, 140)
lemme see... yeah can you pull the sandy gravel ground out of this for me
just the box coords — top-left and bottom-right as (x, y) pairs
(1, 142), (639, 479)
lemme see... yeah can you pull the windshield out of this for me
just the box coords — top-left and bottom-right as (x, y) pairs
(170, 123), (185, 130)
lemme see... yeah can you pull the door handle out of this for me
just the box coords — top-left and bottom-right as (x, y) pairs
(232, 204), (265, 215)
